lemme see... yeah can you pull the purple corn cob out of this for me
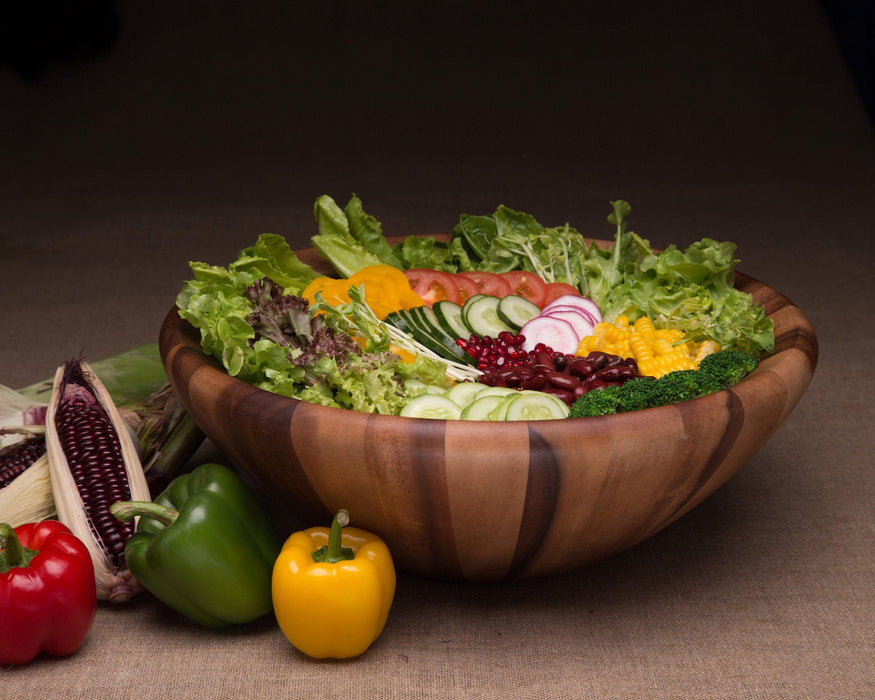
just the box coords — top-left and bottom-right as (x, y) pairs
(0, 436), (47, 488)
(54, 362), (133, 568)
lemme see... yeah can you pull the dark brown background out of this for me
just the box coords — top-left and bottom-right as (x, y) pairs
(1, 2), (873, 697)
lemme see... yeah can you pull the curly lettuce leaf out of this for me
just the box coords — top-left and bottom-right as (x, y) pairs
(578, 200), (652, 307)
(233, 233), (321, 295)
(597, 232), (774, 354)
(176, 233), (321, 363)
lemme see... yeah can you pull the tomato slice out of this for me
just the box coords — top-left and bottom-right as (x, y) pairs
(499, 271), (548, 307)
(542, 282), (581, 306)
(457, 271), (512, 298)
(451, 273), (481, 304)
(403, 269), (461, 306)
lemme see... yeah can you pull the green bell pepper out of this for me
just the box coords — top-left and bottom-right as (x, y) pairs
(111, 463), (281, 629)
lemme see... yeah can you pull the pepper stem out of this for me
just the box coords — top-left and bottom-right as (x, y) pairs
(311, 509), (355, 563)
(110, 500), (180, 527)
(0, 522), (37, 573)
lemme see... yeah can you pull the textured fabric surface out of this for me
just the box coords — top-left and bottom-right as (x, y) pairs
(1, 2), (873, 697)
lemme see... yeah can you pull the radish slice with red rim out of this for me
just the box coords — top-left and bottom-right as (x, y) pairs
(541, 309), (595, 339)
(541, 304), (599, 326)
(543, 294), (602, 322)
(519, 316), (581, 355)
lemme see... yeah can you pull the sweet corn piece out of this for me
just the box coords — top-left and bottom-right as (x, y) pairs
(575, 316), (719, 378)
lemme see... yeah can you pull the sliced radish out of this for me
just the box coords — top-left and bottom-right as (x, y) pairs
(543, 294), (602, 323)
(542, 304), (599, 326)
(542, 308), (595, 339)
(519, 316), (580, 355)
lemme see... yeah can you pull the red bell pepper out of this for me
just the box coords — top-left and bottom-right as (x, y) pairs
(0, 520), (97, 664)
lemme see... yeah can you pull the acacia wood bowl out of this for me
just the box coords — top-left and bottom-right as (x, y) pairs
(159, 239), (818, 581)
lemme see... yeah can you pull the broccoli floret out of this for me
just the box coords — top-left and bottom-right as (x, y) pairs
(697, 349), (759, 391)
(652, 369), (704, 404)
(615, 376), (659, 411)
(568, 349), (760, 418)
(569, 384), (624, 417)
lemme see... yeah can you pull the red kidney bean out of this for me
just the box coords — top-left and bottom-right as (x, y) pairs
(539, 386), (575, 404)
(534, 352), (555, 370)
(501, 365), (531, 377)
(585, 352), (608, 370)
(502, 371), (529, 388)
(521, 374), (548, 391)
(545, 371), (581, 392)
(583, 376), (607, 391)
(596, 365), (637, 382)
(567, 358), (594, 378)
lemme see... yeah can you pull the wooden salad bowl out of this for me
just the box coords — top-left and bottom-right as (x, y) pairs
(159, 240), (818, 582)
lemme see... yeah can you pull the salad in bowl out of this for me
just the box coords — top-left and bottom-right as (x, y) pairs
(175, 195), (774, 422)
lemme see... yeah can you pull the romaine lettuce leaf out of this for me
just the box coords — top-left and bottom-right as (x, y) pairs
(312, 195), (386, 277)
(392, 235), (457, 271)
(344, 194), (405, 268)
(453, 213), (498, 261)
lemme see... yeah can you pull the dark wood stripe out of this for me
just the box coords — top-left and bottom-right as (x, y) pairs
(773, 323), (820, 366)
(671, 390), (746, 519)
(507, 427), (561, 579)
(365, 415), (464, 580)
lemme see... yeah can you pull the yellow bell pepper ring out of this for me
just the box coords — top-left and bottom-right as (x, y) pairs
(272, 509), (396, 659)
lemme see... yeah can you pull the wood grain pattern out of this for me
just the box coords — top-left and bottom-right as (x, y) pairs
(159, 242), (818, 581)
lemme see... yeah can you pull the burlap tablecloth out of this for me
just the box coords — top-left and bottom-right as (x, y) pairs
(2, 2), (872, 697)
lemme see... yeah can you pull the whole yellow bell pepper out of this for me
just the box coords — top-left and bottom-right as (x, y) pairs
(272, 510), (396, 659)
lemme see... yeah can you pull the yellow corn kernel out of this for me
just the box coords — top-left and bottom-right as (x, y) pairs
(628, 332), (653, 362)
(655, 328), (685, 344)
(633, 316), (656, 338)
(694, 340), (721, 362)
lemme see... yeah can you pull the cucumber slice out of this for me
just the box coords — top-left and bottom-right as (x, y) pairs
(403, 379), (429, 396)
(400, 395), (463, 420)
(473, 386), (517, 399)
(404, 307), (476, 365)
(462, 295), (515, 337)
(433, 300), (470, 339)
(503, 391), (570, 420)
(489, 394), (518, 421)
(444, 381), (488, 407)
(385, 310), (413, 335)
(496, 295), (541, 331)
(418, 305), (449, 335)
(460, 394), (507, 421)
(405, 379), (447, 397)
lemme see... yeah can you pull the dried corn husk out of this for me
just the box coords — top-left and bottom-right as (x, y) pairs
(118, 383), (205, 477)
(0, 384), (53, 526)
(0, 426), (54, 527)
(46, 359), (152, 603)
